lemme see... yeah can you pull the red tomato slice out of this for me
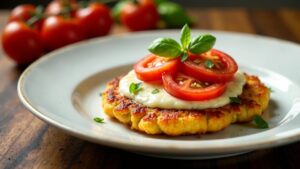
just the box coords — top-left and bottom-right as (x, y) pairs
(134, 54), (180, 82)
(183, 49), (238, 83)
(162, 72), (226, 101)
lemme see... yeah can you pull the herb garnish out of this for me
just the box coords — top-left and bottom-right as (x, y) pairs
(268, 87), (274, 93)
(94, 117), (105, 123)
(253, 115), (269, 129)
(229, 97), (241, 104)
(204, 59), (214, 69)
(148, 24), (216, 62)
(152, 89), (160, 94)
(129, 82), (142, 94)
(181, 52), (189, 62)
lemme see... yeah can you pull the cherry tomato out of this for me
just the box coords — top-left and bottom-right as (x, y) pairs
(76, 3), (113, 38)
(45, 0), (78, 17)
(9, 4), (44, 31)
(120, 0), (159, 31)
(41, 16), (84, 51)
(162, 72), (226, 101)
(134, 54), (180, 82)
(183, 49), (238, 83)
(9, 4), (35, 22)
(46, 1), (62, 16)
(2, 21), (43, 64)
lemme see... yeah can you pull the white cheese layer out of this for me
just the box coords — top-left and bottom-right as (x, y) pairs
(119, 70), (246, 110)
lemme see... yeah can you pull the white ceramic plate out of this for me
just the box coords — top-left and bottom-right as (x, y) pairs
(18, 30), (300, 159)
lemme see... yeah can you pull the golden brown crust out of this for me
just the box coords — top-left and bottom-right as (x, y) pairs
(101, 73), (270, 136)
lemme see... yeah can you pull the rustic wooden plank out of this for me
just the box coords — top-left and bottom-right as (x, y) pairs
(247, 9), (300, 43)
(0, 71), (28, 164)
(0, 11), (8, 61)
(0, 116), (47, 168)
(111, 24), (128, 34)
(187, 8), (212, 29)
(0, 102), (25, 159)
(69, 144), (123, 169)
(208, 8), (255, 33)
(16, 128), (85, 169)
(278, 9), (300, 41)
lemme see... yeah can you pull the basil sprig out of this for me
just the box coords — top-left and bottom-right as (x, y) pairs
(253, 115), (269, 129)
(204, 59), (214, 69)
(129, 82), (142, 94)
(189, 34), (216, 54)
(229, 97), (241, 104)
(152, 89), (160, 94)
(94, 117), (105, 123)
(148, 38), (182, 58)
(148, 24), (216, 61)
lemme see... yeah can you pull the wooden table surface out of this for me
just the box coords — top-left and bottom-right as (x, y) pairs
(1, 8), (300, 169)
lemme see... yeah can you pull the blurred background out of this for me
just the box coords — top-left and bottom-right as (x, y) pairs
(1, 0), (299, 65)
(1, 1), (300, 169)
(1, 0), (300, 8)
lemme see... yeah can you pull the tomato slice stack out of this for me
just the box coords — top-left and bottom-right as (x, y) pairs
(134, 49), (238, 101)
(162, 73), (227, 101)
(134, 54), (180, 82)
(183, 49), (238, 83)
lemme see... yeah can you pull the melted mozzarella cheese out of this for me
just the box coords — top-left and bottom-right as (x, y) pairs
(119, 70), (246, 110)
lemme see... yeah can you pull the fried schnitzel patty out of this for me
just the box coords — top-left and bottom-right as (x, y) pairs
(101, 74), (270, 136)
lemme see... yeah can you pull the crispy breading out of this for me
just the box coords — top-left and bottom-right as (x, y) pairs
(101, 74), (270, 136)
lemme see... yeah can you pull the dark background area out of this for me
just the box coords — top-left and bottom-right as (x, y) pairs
(0, 0), (300, 9)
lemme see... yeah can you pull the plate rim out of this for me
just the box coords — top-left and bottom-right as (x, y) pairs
(17, 29), (300, 155)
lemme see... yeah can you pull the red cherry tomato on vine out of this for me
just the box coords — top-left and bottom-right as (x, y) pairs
(2, 21), (43, 64)
(134, 54), (180, 82)
(41, 16), (84, 51)
(45, 1), (62, 16)
(9, 4), (44, 30)
(120, 0), (159, 31)
(162, 72), (226, 101)
(9, 4), (35, 22)
(76, 3), (113, 38)
(45, 0), (78, 17)
(183, 49), (238, 83)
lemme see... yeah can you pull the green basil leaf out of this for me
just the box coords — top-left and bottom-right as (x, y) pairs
(188, 34), (216, 54)
(204, 59), (214, 69)
(148, 38), (182, 58)
(181, 52), (188, 62)
(152, 89), (160, 94)
(180, 24), (190, 50)
(253, 115), (269, 129)
(268, 87), (274, 93)
(229, 97), (241, 104)
(129, 82), (142, 94)
(94, 117), (104, 123)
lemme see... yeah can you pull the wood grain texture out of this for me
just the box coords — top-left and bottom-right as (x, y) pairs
(1, 8), (300, 169)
